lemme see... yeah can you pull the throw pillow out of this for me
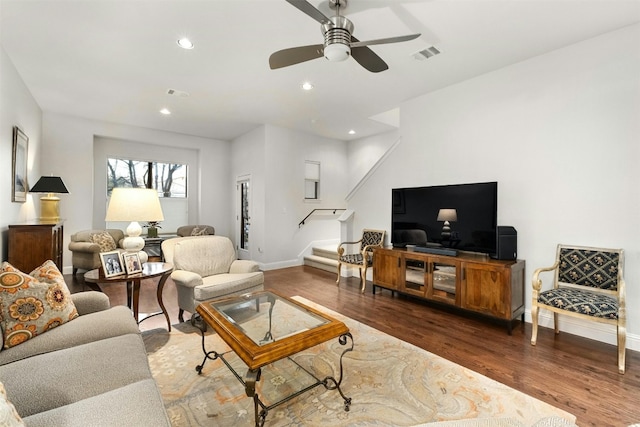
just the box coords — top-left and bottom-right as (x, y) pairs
(0, 261), (78, 349)
(89, 231), (117, 252)
(190, 226), (208, 236)
(0, 382), (25, 427)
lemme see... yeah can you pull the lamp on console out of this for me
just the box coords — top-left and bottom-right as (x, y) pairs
(105, 188), (164, 264)
(437, 208), (457, 240)
(29, 176), (69, 222)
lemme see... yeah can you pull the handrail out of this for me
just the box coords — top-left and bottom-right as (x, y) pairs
(299, 208), (346, 228)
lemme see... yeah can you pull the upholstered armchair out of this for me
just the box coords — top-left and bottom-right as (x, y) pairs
(68, 229), (125, 275)
(531, 244), (626, 374)
(176, 225), (215, 237)
(161, 235), (264, 323)
(336, 229), (385, 293)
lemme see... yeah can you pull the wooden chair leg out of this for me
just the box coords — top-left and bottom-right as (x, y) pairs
(531, 304), (539, 345)
(553, 313), (559, 334)
(360, 266), (367, 293)
(618, 323), (626, 374)
(336, 263), (342, 286)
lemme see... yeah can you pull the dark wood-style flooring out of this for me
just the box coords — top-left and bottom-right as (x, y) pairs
(68, 266), (639, 427)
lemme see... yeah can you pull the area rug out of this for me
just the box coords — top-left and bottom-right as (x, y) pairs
(143, 296), (576, 427)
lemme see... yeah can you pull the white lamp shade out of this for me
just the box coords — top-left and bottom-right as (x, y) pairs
(105, 188), (164, 222)
(437, 208), (458, 222)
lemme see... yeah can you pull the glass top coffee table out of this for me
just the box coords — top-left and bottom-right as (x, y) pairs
(195, 290), (353, 427)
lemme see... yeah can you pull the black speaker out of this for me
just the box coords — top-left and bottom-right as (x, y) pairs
(494, 226), (517, 260)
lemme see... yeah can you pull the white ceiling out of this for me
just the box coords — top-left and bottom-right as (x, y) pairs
(1, 0), (639, 141)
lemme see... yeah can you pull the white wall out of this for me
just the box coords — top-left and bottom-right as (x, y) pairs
(0, 46), (42, 261)
(347, 24), (640, 349)
(41, 112), (231, 273)
(231, 124), (348, 269)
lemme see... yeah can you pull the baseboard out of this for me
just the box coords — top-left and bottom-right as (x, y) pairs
(525, 310), (640, 352)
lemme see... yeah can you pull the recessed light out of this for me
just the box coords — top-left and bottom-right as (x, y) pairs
(301, 82), (314, 91)
(348, 129), (356, 135)
(160, 108), (171, 115)
(177, 38), (194, 50)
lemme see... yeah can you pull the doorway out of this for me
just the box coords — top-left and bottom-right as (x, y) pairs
(237, 176), (250, 260)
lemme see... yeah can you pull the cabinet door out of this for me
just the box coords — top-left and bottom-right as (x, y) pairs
(373, 250), (402, 290)
(461, 263), (509, 318)
(426, 258), (459, 305)
(401, 256), (427, 297)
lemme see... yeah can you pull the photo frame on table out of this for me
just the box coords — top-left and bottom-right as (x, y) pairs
(100, 251), (125, 278)
(123, 252), (143, 275)
(11, 126), (28, 203)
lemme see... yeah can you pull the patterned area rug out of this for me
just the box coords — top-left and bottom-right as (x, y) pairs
(142, 297), (576, 427)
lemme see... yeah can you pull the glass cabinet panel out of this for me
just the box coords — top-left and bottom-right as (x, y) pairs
(404, 258), (426, 295)
(429, 261), (458, 304)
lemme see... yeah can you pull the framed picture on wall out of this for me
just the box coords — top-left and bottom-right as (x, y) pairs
(100, 251), (125, 278)
(123, 252), (143, 275)
(11, 126), (28, 203)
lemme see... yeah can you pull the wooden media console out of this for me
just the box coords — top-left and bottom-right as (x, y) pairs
(372, 247), (525, 334)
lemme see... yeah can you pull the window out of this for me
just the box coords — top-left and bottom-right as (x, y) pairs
(107, 158), (187, 197)
(304, 161), (320, 200)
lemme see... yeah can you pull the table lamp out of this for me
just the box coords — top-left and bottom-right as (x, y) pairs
(437, 208), (457, 239)
(105, 188), (164, 263)
(29, 176), (69, 222)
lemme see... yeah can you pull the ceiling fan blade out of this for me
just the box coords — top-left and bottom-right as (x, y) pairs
(350, 33), (421, 48)
(269, 44), (324, 69)
(351, 46), (388, 73)
(285, 0), (332, 25)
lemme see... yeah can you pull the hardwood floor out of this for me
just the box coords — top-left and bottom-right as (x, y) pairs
(68, 266), (639, 427)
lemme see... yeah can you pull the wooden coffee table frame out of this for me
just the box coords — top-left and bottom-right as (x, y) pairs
(195, 291), (353, 427)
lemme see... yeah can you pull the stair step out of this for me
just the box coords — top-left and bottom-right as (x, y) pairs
(304, 254), (338, 273)
(312, 245), (339, 260)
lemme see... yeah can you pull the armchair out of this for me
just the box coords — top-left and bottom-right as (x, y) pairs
(176, 225), (215, 237)
(336, 229), (385, 293)
(531, 244), (626, 373)
(68, 229), (125, 275)
(161, 236), (264, 323)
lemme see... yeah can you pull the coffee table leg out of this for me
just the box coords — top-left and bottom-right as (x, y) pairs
(156, 272), (171, 331)
(322, 332), (354, 411)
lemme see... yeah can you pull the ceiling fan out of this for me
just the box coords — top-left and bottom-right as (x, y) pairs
(269, 0), (421, 73)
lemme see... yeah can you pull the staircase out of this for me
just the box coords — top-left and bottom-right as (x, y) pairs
(303, 245), (339, 273)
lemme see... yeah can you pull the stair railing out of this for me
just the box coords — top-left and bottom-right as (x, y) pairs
(299, 208), (346, 228)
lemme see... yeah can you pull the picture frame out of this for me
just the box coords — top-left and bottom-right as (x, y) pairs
(122, 252), (143, 275)
(11, 126), (29, 203)
(99, 251), (125, 278)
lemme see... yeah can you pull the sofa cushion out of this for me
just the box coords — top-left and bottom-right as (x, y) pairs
(0, 305), (138, 366)
(195, 272), (265, 301)
(22, 379), (170, 427)
(0, 333), (152, 418)
(173, 236), (236, 277)
(0, 381), (25, 427)
(89, 231), (117, 252)
(0, 261), (78, 349)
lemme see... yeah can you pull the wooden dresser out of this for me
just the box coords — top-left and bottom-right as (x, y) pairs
(8, 220), (64, 272)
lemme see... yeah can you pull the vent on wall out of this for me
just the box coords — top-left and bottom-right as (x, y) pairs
(413, 46), (441, 61)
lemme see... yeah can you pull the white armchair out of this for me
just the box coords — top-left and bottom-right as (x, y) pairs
(161, 236), (264, 323)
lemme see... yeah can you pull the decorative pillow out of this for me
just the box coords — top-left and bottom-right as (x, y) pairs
(90, 231), (117, 252)
(0, 261), (78, 349)
(190, 226), (208, 236)
(0, 382), (25, 427)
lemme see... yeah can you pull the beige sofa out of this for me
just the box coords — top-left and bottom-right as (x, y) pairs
(162, 236), (264, 322)
(0, 291), (170, 426)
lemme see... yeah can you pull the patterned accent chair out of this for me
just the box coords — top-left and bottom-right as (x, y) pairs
(531, 244), (626, 373)
(336, 229), (385, 293)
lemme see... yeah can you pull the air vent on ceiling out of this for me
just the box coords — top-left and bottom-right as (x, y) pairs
(413, 46), (441, 61)
(166, 88), (190, 97)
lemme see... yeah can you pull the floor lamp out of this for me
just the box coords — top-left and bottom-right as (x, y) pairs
(105, 188), (164, 264)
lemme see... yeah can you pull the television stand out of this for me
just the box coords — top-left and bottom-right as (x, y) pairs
(372, 247), (525, 334)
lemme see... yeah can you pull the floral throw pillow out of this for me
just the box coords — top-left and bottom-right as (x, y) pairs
(89, 231), (117, 252)
(0, 381), (25, 427)
(0, 260), (78, 349)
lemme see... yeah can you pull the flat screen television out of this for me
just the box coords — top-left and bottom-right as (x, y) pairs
(392, 182), (498, 256)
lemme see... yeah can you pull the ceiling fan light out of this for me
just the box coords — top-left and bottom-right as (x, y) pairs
(324, 43), (350, 62)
